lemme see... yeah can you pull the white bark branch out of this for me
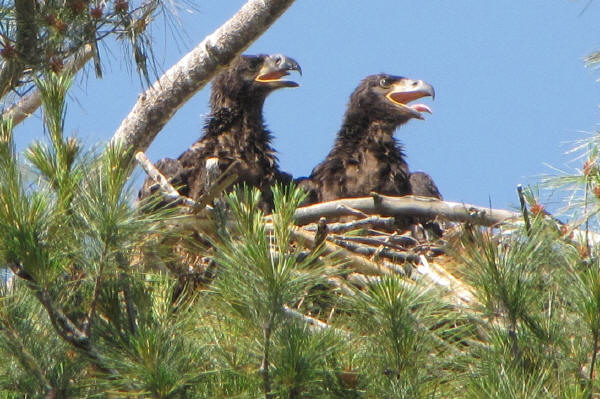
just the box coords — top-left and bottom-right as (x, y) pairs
(135, 151), (198, 207)
(414, 255), (475, 308)
(110, 0), (297, 159)
(282, 305), (333, 331)
(293, 194), (520, 226)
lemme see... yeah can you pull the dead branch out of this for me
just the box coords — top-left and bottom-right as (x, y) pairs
(330, 237), (420, 264)
(303, 216), (396, 234)
(110, 0), (297, 163)
(331, 235), (415, 252)
(282, 305), (334, 331)
(291, 227), (403, 276)
(293, 194), (520, 226)
(313, 217), (328, 249)
(414, 255), (475, 307)
(135, 151), (198, 208)
(336, 204), (369, 219)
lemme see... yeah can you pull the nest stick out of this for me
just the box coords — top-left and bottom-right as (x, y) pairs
(135, 152), (198, 208)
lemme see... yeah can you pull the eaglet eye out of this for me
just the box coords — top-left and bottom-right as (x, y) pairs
(379, 78), (392, 89)
(248, 58), (261, 71)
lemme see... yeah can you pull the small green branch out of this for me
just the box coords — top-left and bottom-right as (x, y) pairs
(117, 253), (138, 335)
(261, 318), (274, 399)
(588, 331), (599, 397)
(0, 320), (54, 394)
(7, 262), (117, 375)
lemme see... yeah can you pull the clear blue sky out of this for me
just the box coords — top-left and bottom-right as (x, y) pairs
(16, 1), (600, 211)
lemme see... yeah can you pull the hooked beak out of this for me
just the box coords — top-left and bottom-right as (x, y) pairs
(386, 79), (434, 120)
(255, 53), (302, 87)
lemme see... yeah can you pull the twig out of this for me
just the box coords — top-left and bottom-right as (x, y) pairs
(135, 151), (198, 208)
(83, 274), (102, 339)
(331, 235), (414, 252)
(290, 227), (399, 276)
(313, 217), (328, 249)
(282, 305), (333, 331)
(336, 204), (369, 218)
(330, 238), (420, 264)
(293, 194), (520, 226)
(327, 307), (336, 324)
(303, 216), (396, 234)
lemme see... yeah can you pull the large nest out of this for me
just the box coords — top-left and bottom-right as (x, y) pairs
(134, 152), (539, 311)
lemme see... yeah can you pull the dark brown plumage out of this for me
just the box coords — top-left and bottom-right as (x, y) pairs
(409, 171), (443, 200)
(139, 54), (301, 211)
(298, 74), (440, 204)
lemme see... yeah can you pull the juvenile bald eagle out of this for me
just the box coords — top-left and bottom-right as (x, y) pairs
(298, 74), (441, 204)
(139, 54), (302, 211)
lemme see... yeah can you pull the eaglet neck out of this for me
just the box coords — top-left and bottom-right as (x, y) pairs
(336, 117), (401, 157)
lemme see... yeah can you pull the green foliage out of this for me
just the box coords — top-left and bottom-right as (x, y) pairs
(0, 71), (199, 397)
(7, 56), (600, 399)
(0, 285), (90, 397)
(345, 275), (461, 398)
(211, 184), (334, 398)
(460, 221), (561, 332)
(0, 0), (178, 99)
(213, 184), (325, 329)
(95, 276), (209, 398)
(270, 321), (339, 398)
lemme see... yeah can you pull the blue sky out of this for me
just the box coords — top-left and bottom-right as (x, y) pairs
(16, 1), (600, 211)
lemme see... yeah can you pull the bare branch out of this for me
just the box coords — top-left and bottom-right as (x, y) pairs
(304, 216), (396, 234)
(313, 217), (328, 249)
(293, 194), (520, 226)
(330, 237), (419, 264)
(414, 255), (475, 307)
(282, 305), (335, 331)
(110, 0), (297, 160)
(291, 228), (401, 276)
(330, 235), (416, 252)
(135, 151), (198, 207)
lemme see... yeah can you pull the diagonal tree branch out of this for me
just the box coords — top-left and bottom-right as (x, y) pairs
(109, 0), (297, 163)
